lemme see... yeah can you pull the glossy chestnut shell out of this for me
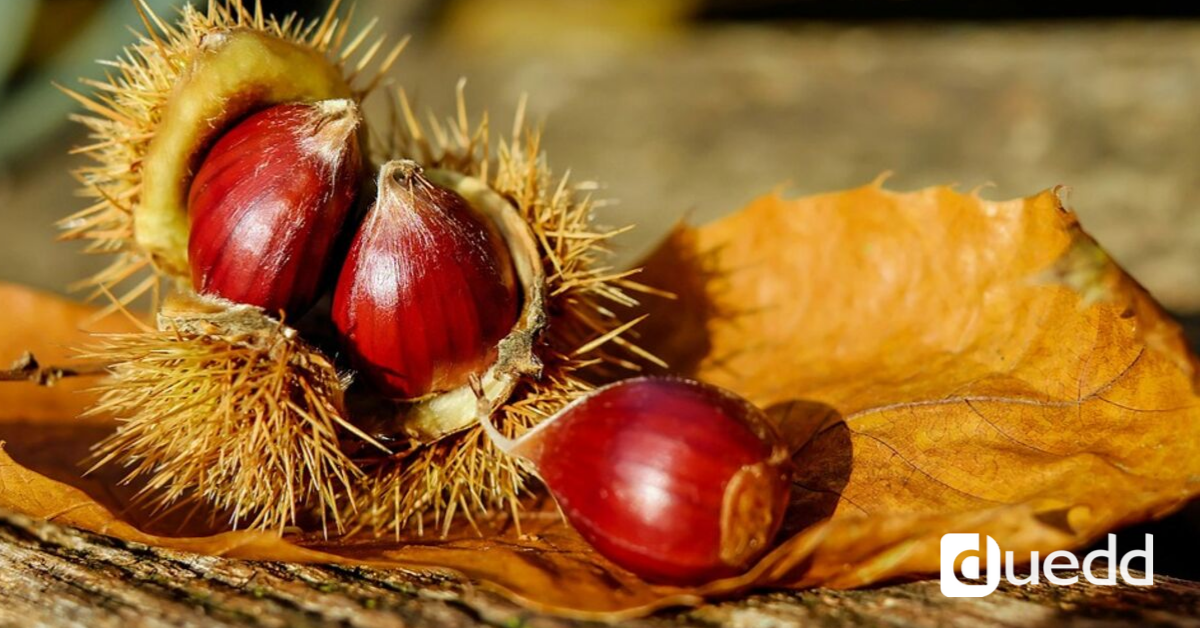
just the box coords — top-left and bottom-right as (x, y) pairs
(332, 160), (520, 399)
(489, 377), (793, 585)
(187, 100), (362, 317)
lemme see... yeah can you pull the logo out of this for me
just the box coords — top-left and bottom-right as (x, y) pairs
(940, 533), (1153, 597)
(940, 533), (1001, 597)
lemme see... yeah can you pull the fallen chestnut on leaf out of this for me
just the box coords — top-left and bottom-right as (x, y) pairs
(478, 376), (793, 585)
(188, 99), (363, 317)
(333, 160), (520, 399)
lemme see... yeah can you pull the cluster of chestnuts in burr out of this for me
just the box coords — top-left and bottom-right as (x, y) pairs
(54, 5), (793, 586)
(188, 99), (518, 400)
(180, 96), (794, 584)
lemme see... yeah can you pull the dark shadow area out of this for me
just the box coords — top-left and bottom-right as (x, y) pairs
(765, 399), (851, 538)
(1177, 311), (1200, 355)
(630, 228), (718, 377)
(1099, 501), (1199, 581)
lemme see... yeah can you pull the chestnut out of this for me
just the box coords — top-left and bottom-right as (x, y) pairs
(187, 99), (363, 318)
(479, 376), (793, 585)
(333, 160), (521, 400)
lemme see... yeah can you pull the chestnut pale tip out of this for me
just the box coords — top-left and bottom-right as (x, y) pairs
(303, 99), (360, 164)
(380, 158), (423, 181)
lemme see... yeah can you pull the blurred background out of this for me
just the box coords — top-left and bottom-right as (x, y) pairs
(0, 0), (1195, 576)
(0, 0), (1196, 315)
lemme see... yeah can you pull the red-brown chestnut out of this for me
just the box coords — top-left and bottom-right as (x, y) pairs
(187, 99), (362, 318)
(333, 160), (521, 400)
(478, 376), (793, 585)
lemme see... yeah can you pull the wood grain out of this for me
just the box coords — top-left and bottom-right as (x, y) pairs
(0, 508), (1196, 627)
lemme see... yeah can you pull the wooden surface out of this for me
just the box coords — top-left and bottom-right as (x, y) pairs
(0, 508), (1196, 628)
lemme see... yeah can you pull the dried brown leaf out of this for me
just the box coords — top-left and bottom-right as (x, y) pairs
(635, 183), (1200, 589)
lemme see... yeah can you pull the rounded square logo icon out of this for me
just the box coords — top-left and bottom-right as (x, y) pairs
(941, 533), (1001, 597)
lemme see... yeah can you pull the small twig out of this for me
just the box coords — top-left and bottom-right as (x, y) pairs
(0, 352), (109, 386)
